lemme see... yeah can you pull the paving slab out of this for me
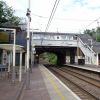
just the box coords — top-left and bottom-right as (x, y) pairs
(0, 78), (24, 100)
(20, 65), (51, 100)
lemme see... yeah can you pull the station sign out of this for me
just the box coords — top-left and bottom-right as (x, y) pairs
(0, 31), (14, 43)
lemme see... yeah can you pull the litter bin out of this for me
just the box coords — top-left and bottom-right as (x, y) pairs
(78, 59), (85, 65)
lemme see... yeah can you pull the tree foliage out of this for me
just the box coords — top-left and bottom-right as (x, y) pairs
(40, 52), (57, 64)
(84, 27), (100, 42)
(47, 53), (57, 64)
(0, 1), (21, 26)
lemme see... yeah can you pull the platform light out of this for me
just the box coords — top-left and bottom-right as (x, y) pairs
(26, 0), (31, 89)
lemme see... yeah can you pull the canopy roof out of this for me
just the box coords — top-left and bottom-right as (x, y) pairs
(0, 44), (25, 52)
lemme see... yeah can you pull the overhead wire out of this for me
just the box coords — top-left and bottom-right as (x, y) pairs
(78, 16), (100, 33)
(15, 9), (96, 22)
(85, 17), (100, 29)
(45, 0), (60, 32)
(15, 8), (100, 33)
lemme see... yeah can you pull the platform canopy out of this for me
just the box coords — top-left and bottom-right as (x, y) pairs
(0, 44), (25, 52)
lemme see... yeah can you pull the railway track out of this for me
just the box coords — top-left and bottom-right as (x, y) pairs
(62, 65), (100, 81)
(45, 65), (100, 100)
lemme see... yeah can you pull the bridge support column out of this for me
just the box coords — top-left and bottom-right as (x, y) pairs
(70, 48), (75, 64)
(96, 54), (99, 65)
(25, 53), (27, 72)
(57, 53), (66, 65)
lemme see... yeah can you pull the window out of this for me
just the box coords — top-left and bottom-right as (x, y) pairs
(61, 35), (66, 39)
(73, 36), (77, 40)
(57, 36), (59, 39)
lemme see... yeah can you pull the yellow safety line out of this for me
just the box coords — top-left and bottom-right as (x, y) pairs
(42, 69), (65, 100)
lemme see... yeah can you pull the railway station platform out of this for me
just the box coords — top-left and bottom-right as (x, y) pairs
(65, 63), (100, 73)
(0, 75), (25, 100)
(19, 64), (81, 100)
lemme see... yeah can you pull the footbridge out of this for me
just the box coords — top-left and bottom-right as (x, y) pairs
(31, 32), (100, 65)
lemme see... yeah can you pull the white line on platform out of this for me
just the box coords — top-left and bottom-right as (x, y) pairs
(40, 64), (81, 100)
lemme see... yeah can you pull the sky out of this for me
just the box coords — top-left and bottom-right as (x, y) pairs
(2, 0), (100, 33)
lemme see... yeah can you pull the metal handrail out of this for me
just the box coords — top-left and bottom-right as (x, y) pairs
(78, 37), (95, 54)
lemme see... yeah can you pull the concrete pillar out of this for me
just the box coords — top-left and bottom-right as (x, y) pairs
(70, 48), (75, 64)
(57, 53), (66, 65)
(96, 54), (99, 65)
(8, 52), (11, 72)
(77, 47), (79, 62)
(62, 54), (66, 64)
(10, 52), (13, 65)
(19, 51), (22, 81)
(25, 53), (27, 72)
(57, 54), (61, 65)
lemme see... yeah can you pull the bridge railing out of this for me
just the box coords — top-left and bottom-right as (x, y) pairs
(78, 37), (97, 65)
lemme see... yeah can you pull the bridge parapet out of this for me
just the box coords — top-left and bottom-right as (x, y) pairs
(32, 39), (77, 47)
(31, 32), (77, 47)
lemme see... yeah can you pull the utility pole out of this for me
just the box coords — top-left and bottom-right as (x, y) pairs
(26, 0), (31, 89)
(12, 29), (16, 83)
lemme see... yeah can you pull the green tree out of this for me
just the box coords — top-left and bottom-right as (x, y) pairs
(96, 27), (100, 41)
(84, 29), (92, 36)
(84, 27), (100, 42)
(47, 53), (57, 64)
(0, 1), (21, 26)
(40, 52), (57, 64)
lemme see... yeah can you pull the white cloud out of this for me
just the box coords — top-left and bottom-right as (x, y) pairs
(2, 0), (100, 33)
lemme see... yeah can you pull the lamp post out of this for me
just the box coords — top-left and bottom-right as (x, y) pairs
(12, 29), (16, 83)
(26, 0), (31, 89)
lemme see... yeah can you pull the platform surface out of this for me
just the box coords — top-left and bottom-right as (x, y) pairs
(20, 64), (81, 100)
(0, 64), (81, 100)
(66, 64), (100, 72)
(0, 76), (24, 100)
(19, 65), (51, 100)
